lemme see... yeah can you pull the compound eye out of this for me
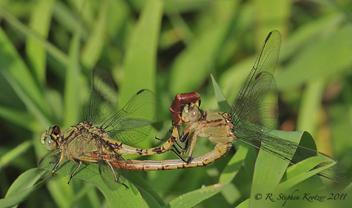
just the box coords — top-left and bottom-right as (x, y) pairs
(44, 135), (56, 151)
(52, 125), (61, 135)
(46, 136), (54, 150)
(188, 106), (200, 122)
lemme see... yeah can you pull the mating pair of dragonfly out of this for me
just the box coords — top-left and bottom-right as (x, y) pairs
(39, 31), (349, 189)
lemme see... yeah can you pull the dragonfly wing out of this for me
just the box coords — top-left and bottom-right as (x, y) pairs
(230, 31), (281, 131)
(236, 125), (349, 184)
(85, 68), (119, 125)
(103, 89), (156, 146)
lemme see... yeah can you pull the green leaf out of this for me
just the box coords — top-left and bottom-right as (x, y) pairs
(165, 183), (225, 208)
(1, 70), (51, 128)
(0, 168), (46, 207)
(0, 26), (46, 113)
(296, 78), (325, 136)
(276, 25), (352, 91)
(251, 131), (302, 187)
(120, 0), (163, 104)
(278, 156), (335, 191)
(169, 19), (230, 95)
(0, 141), (32, 170)
(253, 0), (290, 43)
(211, 74), (230, 112)
(26, 0), (54, 86)
(63, 30), (81, 127)
(81, 0), (108, 70)
(38, 159), (151, 208)
(219, 145), (248, 185)
(0, 7), (69, 67)
(0, 106), (40, 131)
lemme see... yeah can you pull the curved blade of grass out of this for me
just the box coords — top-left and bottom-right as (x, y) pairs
(165, 183), (225, 208)
(251, 130), (303, 192)
(0, 26), (47, 113)
(0, 168), (46, 207)
(0, 7), (69, 67)
(1, 70), (50, 128)
(120, 0), (163, 105)
(0, 141), (32, 170)
(52, 1), (89, 40)
(0, 106), (40, 130)
(211, 74), (230, 112)
(125, 172), (165, 207)
(276, 25), (352, 91)
(280, 13), (344, 61)
(278, 156), (336, 192)
(249, 130), (302, 207)
(26, 0), (54, 86)
(39, 160), (150, 208)
(169, 19), (230, 95)
(46, 177), (75, 208)
(81, 0), (108, 70)
(296, 78), (325, 135)
(63, 30), (81, 127)
(219, 145), (248, 185)
(253, 0), (289, 46)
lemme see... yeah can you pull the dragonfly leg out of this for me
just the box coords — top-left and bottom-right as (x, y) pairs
(180, 128), (195, 154)
(154, 127), (173, 142)
(154, 136), (168, 142)
(106, 161), (128, 189)
(68, 159), (82, 184)
(183, 132), (198, 163)
(52, 153), (64, 174)
(162, 147), (190, 162)
(49, 153), (61, 165)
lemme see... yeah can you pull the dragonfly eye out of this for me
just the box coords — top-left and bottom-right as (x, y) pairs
(188, 106), (200, 122)
(44, 135), (57, 151)
(52, 125), (61, 135)
(181, 104), (191, 123)
(41, 126), (59, 151)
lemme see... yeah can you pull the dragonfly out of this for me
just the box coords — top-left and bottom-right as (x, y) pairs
(38, 68), (182, 188)
(92, 141), (232, 171)
(147, 30), (349, 183)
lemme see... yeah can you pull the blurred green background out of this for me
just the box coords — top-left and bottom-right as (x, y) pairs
(0, 0), (352, 207)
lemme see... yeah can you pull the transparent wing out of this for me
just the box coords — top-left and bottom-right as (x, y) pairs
(230, 31), (349, 183)
(230, 31), (281, 131)
(85, 68), (156, 145)
(85, 68), (119, 125)
(235, 125), (349, 184)
(102, 89), (156, 146)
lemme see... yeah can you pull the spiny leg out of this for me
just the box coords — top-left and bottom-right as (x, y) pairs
(49, 153), (62, 165)
(154, 132), (183, 150)
(164, 129), (197, 163)
(163, 147), (188, 162)
(68, 159), (82, 184)
(52, 153), (64, 174)
(106, 161), (129, 189)
(183, 132), (198, 163)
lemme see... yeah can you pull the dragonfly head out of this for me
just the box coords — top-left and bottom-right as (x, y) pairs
(181, 102), (202, 123)
(41, 125), (61, 151)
